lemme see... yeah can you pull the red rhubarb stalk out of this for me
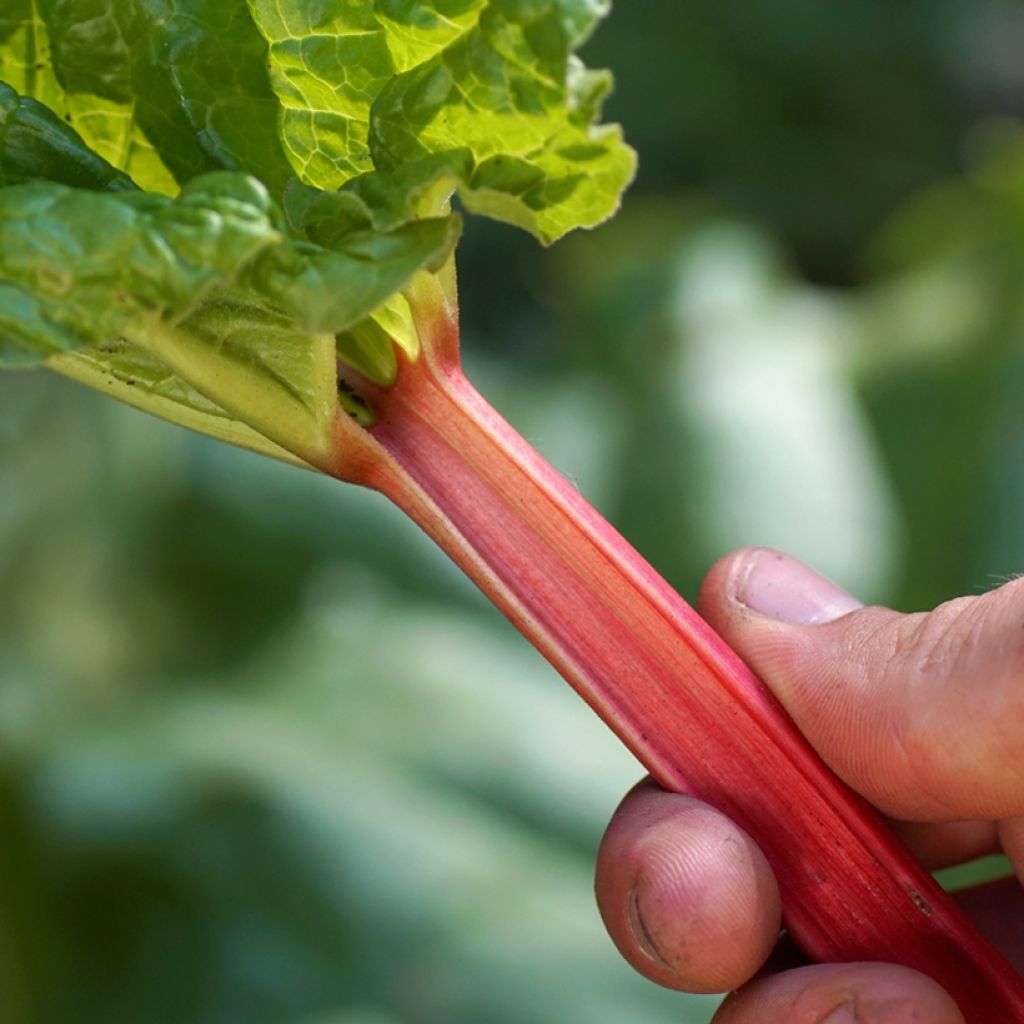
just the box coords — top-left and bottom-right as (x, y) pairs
(325, 281), (1024, 1020)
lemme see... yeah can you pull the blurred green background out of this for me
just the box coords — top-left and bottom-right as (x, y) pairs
(3, 2), (1024, 1021)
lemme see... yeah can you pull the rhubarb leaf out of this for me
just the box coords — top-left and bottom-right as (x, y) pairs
(0, 174), (284, 362)
(0, 0), (178, 193)
(3, 2), (633, 240)
(0, 1), (630, 462)
(0, 0), (294, 196)
(247, 0), (635, 242)
(48, 340), (310, 467)
(0, 171), (457, 357)
(0, 171), (458, 460)
(0, 81), (134, 190)
(122, 0), (296, 195)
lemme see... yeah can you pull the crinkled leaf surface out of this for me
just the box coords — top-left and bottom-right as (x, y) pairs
(0, 0), (297, 196)
(0, 81), (134, 189)
(2, 1), (632, 240)
(0, 0), (631, 460)
(0, 173), (285, 360)
(0, 171), (458, 461)
(248, 0), (635, 242)
(0, 0), (177, 192)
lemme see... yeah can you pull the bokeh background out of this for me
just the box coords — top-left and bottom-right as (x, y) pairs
(3, 2), (1024, 1021)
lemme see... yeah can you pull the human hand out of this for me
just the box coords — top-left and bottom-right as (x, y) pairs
(595, 547), (1024, 1023)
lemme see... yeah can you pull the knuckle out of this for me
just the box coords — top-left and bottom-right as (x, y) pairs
(886, 582), (1024, 816)
(886, 584), (1024, 684)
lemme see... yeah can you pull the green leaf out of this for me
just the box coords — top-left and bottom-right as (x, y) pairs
(0, 171), (457, 355)
(0, 0), (178, 192)
(248, 0), (635, 242)
(0, 81), (134, 189)
(127, 298), (341, 465)
(346, 152), (473, 232)
(0, 1), (630, 465)
(258, 216), (460, 334)
(48, 340), (311, 467)
(0, 1), (295, 196)
(134, 0), (297, 196)
(0, 173), (286, 361)
(4, 2), (633, 241)
(336, 318), (401, 388)
(0, 171), (458, 462)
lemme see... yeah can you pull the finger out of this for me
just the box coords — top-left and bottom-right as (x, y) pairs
(714, 962), (964, 1024)
(885, 818), (999, 871)
(697, 548), (1024, 821)
(950, 875), (1024, 972)
(595, 779), (781, 993)
(996, 813), (1024, 899)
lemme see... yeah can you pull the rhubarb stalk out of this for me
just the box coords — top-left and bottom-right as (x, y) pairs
(325, 279), (1024, 1020)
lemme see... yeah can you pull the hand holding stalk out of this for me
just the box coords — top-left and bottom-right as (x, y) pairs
(599, 548), (1024, 1020)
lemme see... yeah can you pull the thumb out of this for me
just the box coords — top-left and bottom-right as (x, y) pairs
(698, 547), (1024, 822)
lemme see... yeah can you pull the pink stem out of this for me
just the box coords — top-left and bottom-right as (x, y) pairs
(326, 309), (1024, 1019)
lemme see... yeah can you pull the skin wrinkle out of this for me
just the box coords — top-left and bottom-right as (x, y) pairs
(918, 599), (985, 679)
(864, 618), (952, 821)
(755, 617), (917, 817)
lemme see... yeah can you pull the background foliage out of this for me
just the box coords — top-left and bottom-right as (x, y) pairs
(2, 2), (1024, 1021)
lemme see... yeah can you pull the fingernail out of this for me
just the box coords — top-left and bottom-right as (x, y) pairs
(819, 1003), (859, 1024)
(734, 548), (862, 625)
